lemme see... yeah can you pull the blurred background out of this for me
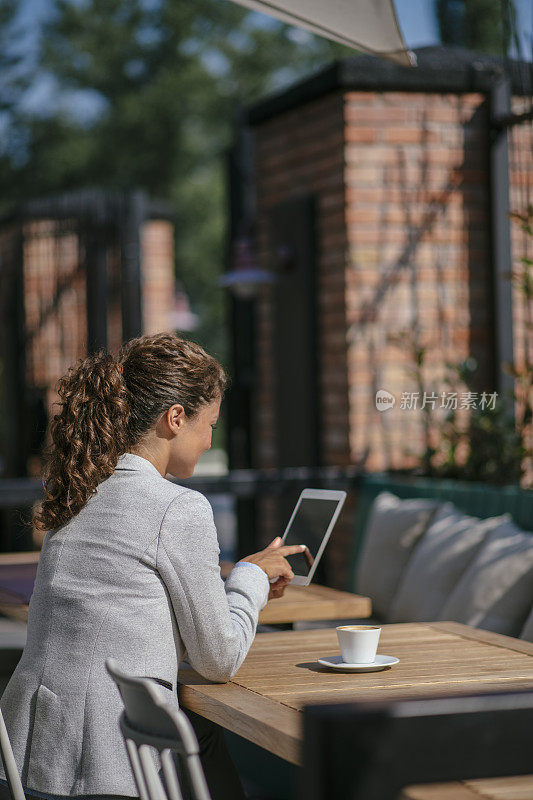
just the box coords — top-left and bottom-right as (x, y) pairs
(0, 0), (531, 581)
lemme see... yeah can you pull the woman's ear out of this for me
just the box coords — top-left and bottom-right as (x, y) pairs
(166, 404), (186, 434)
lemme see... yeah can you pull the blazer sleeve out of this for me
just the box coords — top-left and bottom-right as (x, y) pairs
(156, 489), (270, 683)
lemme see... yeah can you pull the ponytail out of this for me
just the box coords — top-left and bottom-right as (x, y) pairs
(34, 353), (131, 532)
(34, 333), (226, 532)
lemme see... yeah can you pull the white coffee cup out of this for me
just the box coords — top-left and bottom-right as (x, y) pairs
(336, 625), (381, 664)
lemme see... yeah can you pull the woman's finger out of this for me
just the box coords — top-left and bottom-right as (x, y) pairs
(266, 537), (282, 549)
(278, 544), (307, 556)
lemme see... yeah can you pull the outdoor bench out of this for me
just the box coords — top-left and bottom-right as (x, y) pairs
(345, 473), (533, 638)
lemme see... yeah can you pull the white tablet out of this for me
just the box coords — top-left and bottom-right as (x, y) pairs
(279, 488), (346, 586)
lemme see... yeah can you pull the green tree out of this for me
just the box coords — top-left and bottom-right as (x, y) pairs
(0, 0), (32, 189)
(2, 0), (350, 359)
(435, 0), (517, 55)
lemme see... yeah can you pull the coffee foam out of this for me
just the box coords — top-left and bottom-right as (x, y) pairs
(336, 625), (380, 631)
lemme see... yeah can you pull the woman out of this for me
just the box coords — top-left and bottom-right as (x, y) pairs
(0, 333), (303, 800)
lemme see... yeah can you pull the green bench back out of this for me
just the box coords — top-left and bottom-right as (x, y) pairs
(346, 473), (533, 593)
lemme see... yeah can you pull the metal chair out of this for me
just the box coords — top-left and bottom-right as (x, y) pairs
(0, 709), (25, 800)
(301, 690), (533, 800)
(106, 659), (211, 800)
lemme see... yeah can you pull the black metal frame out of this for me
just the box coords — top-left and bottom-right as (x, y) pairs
(119, 190), (145, 341)
(0, 464), (363, 554)
(489, 75), (516, 407)
(0, 189), (174, 550)
(0, 465), (364, 510)
(0, 228), (26, 479)
(301, 690), (533, 800)
(1, 189), (173, 360)
(0, 188), (173, 470)
(247, 48), (533, 126)
(245, 48), (533, 431)
(226, 119), (258, 557)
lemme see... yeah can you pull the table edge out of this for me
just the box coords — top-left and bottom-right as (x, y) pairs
(430, 622), (533, 657)
(178, 675), (302, 765)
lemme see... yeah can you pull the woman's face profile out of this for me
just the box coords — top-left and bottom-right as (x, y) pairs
(167, 397), (221, 479)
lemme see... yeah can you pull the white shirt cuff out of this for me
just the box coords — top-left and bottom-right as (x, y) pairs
(233, 561), (266, 578)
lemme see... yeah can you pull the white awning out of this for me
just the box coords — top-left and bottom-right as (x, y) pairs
(229, 0), (415, 66)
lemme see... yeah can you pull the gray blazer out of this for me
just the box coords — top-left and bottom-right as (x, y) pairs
(0, 453), (269, 797)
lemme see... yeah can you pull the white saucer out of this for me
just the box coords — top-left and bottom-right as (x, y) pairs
(317, 654), (399, 673)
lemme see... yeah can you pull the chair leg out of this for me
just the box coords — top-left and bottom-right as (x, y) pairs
(0, 711), (25, 800)
(160, 749), (184, 800)
(183, 754), (212, 800)
(125, 739), (150, 800)
(138, 745), (168, 800)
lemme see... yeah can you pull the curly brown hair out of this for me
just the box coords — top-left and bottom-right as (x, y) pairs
(34, 333), (227, 532)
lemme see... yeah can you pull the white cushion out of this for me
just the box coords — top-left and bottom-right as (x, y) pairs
(355, 492), (440, 619)
(389, 505), (510, 623)
(438, 521), (533, 637)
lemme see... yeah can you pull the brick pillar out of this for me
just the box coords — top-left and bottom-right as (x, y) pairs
(250, 83), (519, 585)
(344, 91), (492, 473)
(141, 219), (175, 336)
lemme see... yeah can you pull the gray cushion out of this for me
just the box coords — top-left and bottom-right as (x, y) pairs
(520, 605), (533, 642)
(438, 520), (533, 637)
(389, 505), (511, 623)
(355, 491), (440, 619)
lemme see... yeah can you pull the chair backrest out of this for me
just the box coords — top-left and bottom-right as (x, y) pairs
(301, 690), (533, 800)
(105, 659), (211, 800)
(0, 709), (25, 800)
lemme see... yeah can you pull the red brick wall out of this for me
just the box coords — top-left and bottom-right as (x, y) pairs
(12, 217), (175, 475)
(251, 86), (531, 587)
(23, 220), (87, 395)
(142, 220), (175, 336)
(344, 91), (492, 473)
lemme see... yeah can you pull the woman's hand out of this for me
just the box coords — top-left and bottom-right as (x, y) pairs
(268, 575), (290, 600)
(240, 536), (306, 600)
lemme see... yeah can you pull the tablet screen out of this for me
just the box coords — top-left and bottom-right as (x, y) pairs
(282, 498), (341, 577)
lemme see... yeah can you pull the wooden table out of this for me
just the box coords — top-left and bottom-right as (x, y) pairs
(0, 553), (40, 565)
(0, 552), (39, 622)
(0, 604), (28, 623)
(259, 583), (371, 625)
(0, 554), (371, 627)
(178, 622), (533, 798)
(402, 776), (533, 800)
(220, 560), (372, 624)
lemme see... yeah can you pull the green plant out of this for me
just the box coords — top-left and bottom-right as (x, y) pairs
(508, 205), (533, 455)
(429, 205), (532, 487)
(429, 358), (528, 485)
